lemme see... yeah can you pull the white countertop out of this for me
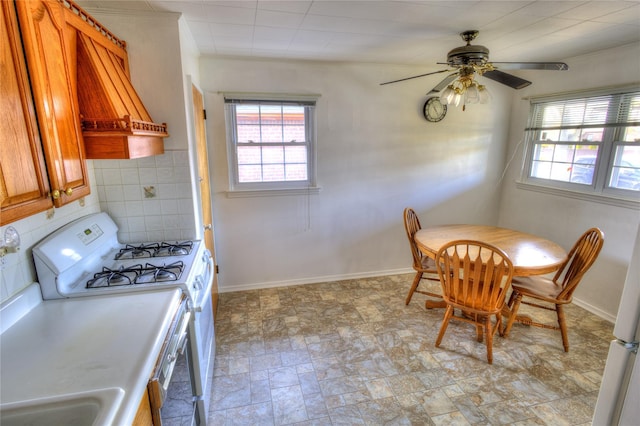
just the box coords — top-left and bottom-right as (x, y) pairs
(0, 284), (183, 425)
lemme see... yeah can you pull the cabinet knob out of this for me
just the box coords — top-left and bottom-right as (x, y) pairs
(204, 224), (212, 231)
(51, 188), (73, 199)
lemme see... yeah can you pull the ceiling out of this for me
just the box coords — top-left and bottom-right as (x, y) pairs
(77, 1), (640, 66)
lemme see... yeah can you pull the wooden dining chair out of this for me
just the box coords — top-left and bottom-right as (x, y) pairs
(502, 228), (604, 352)
(403, 208), (441, 307)
(435, 240), (514, 364)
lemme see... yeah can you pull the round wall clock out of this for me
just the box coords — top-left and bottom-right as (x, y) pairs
(423, 97), (447, 122)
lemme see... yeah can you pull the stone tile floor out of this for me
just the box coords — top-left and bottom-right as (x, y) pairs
(208, 274), (613, 425)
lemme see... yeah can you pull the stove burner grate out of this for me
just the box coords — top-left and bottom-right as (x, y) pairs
(86, 262), (185, 288)
(86, 265), (143, 288)
(114, 241), (193, 260)
(155, 241), (194, 257)
(115, 243), (160, 260)
(135, 261), (185, 284)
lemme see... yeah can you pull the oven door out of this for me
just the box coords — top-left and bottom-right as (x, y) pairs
(148, 297), (195, 425)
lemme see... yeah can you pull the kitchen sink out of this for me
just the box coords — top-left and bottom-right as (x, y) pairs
(0, 388), (124, 426)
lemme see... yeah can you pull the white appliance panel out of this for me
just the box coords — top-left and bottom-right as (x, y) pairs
(593, 224), (640, 425)
(619, 351), (639, 424)
(594, 341), (637, 424)
(613, 224), (640, 343)
(32, 212), (119, 275)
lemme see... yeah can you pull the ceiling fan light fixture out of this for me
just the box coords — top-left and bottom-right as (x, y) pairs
(381, 30), (568, 110)
(440, 76), (490, 109)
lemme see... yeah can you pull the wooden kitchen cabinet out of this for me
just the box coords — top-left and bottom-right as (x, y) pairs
(133, 387), (153, 426)
(0, 1), (52, 225)
(14, 0), (90, 207)
(2, 0), (165, 225)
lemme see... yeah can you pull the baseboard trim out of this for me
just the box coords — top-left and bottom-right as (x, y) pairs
(218, 268), (415, 293)
(573, 297), (616, 324)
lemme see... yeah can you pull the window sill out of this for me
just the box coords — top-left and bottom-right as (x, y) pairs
(226, 186), (322, 198)
(516, 181), (640, 210)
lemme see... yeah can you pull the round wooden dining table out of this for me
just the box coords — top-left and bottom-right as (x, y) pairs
(414, 224), (567, 277)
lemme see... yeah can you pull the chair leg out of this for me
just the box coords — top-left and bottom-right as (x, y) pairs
(502, 292), (523, 337)
(485, 316), (493, 364)
(507, 289), (517, 308)
(476, 317), (484, 343)
(435, 305), (453, 347)
(496, 313), (504, 337)
(557, 304), (569, 352)
(405, 271), (423, 305)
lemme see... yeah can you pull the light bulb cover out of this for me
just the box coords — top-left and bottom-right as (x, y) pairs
(453, 92), (462, 107)
(436, 76), (491, 108)
(465, 84), (480, 104)
(441, 86), (454, 105)
(478, 85), (490, 104)
(0, 226), (20, 256)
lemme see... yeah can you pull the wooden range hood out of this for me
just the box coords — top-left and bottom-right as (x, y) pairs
(69, 2), (168, 159)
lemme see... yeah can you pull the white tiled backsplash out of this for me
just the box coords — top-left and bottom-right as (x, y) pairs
(93, 150), (196, 243)
(0, 150), (197, 303)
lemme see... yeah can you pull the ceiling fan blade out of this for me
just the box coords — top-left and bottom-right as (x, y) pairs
(427, 73), (459, 94)
(491, 62), (568, 71)
(483, 70), (531, 89)
(380, 69), (451, 85)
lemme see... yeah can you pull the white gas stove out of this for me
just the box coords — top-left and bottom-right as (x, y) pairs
(32, 212), (215, 425)
(33, 212), (209, 305)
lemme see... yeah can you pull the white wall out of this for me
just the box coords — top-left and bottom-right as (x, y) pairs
(178, 16), (200, 88)
(498, 42), (640, 321)
(200, 57), (513, 291)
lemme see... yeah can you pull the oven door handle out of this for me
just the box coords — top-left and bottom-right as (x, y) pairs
(176, 323), (190, 356)
(195, 250), (215, 312)
(175, 311), (191, 353)
(203, 249), (214, 289)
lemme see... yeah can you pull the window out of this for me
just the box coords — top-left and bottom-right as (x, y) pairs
(224, 95), (318, 194)
(522, 88), (640, 200)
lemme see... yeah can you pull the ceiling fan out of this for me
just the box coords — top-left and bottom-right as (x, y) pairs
(381, 30), (568, 107)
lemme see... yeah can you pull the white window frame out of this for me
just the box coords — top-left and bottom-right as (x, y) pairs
(519, 86), (640, 208)
(223, 93), (320, 197)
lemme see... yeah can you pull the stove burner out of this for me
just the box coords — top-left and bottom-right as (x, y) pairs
(86, 265), (143, 288)
(108, 274), (130, 285)
(115, 243), (160, 260)
(135, 261), (184, 284)
(155, 241), (193, 257)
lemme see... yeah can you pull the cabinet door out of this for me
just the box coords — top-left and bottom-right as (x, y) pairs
(0, 1), (52, 225)
(15, 0), (90, 207)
